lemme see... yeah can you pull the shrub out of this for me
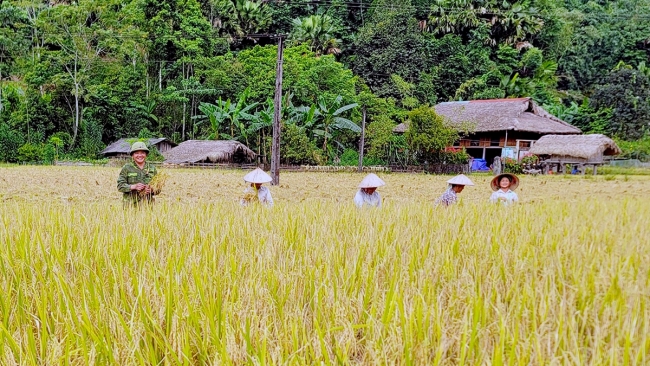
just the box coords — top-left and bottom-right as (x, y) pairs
(405, 106), (458, 164)
(503, 157), (523, 174)
(520, 154), (539, 166)
(615, 136), (650, 161)
(17, 143), (54, 163)
(440, 149), (470, 164)
(338, 149), (359, 166)
(281, 123), (323, 165)
(17, 143), (41, 162)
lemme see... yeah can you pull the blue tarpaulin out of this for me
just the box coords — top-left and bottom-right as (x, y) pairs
(471, 158), (490, 172)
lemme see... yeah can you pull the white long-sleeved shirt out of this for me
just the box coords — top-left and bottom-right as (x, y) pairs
(489, 189), (518, 204)
(354, 189), (381, 208)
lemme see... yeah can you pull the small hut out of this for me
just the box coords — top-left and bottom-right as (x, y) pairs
(101, 138), (176, 158)
(163, 140), (256, 165)
(529, 134), (621, 174)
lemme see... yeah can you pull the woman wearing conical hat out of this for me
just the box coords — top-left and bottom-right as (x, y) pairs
(489, 173), (519, 205)
(435, 174), (474, 206)
(241, 168), (274, 206)
(354, 173), (385, 208)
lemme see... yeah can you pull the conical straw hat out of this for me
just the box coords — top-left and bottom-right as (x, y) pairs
(490, 173), (519, 191)
(243, 168), (272, 183)
(358, 173), (386, 188)
(447, 174), (475, 186)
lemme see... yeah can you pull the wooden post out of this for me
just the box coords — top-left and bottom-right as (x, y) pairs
(358, 106), (366, 173)
(270, 36), (285, 186)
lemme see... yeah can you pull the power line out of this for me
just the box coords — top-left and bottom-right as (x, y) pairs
(8, 0), (650, 23)
(288, 0), (650, 19)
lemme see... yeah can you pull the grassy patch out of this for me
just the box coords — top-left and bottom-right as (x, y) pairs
(599, 165), (650, 175)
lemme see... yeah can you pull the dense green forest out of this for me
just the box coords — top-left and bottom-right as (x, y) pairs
(1, 0), (650, 164)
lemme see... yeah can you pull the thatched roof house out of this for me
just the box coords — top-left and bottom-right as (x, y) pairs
(393, 98), (581, 161)
(529, 134), (621, 162)
(393, 98), (580, 134)
(101, 138), (177, 158)
(393, 123), (408, 134)
(163, 140), (256, 164)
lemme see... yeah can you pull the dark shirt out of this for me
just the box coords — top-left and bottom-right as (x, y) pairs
(116, 161), (158, 204)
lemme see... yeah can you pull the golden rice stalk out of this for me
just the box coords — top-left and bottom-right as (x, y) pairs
(140, 171), (168, 196)
(240, 187), (258, 204)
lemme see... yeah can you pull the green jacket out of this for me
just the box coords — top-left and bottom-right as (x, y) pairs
(117, 161), (158, 204)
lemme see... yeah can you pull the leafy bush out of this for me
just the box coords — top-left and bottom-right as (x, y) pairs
(520, 154), (539, 166)
(362, 156), (386, 166)
(0, 123), (25, 162)
(440, 149), (471, 164)
(365, 115), (397, 162)
(338, 148), (358, 166)
(17, 143), (41, 163)
(17, 142), (56, 163)
(405, 106), (458, 164)
(503, 157), (523, 174)
(281, 123), (323, 165)
(616, 136), (650, 161)
(147, 146), (165, 162)
(334, 149), (386, 166)
(77, 119), (105, 159)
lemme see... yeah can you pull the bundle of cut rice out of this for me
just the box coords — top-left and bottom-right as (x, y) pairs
(240, 188), (258, 205)
(140, 171), (168, 196)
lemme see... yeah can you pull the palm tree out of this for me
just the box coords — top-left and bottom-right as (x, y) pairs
(290, 15), (341, 55)
(206, 0), (235, 30)
(233, 0), (272, 36)
(428, 0), (543, 45)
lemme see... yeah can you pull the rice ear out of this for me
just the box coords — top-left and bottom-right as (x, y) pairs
(140, 171), (169, 196)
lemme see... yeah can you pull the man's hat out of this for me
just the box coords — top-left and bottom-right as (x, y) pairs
(130, 141), (149, 154)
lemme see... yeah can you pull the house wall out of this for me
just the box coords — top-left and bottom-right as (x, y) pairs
(453, 131), (545, 161)
(155, 141), (175, 153)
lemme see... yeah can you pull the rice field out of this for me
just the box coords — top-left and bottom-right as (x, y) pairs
(0, 166), (649, 365)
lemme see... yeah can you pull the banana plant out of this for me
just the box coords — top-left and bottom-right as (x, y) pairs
(197, 101), (229, 140)
(195, 88), (258, 143)
(320, 95), (359, 152)
(229, 88), (258, 145)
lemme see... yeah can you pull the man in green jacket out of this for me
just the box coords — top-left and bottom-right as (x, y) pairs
(117, 141), (158, 206)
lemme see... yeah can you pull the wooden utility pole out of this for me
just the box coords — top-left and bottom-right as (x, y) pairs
(270, 35), (285, 185)
(358, 106), (366, 173)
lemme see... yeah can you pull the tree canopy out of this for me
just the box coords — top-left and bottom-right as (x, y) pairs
(1, 0), (650, 163)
